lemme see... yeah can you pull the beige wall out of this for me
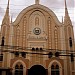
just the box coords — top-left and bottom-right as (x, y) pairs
(0, 2), (75, 75)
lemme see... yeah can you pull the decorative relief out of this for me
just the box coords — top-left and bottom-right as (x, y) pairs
(28, 35), (47, 40)
(33, 27), (41, 35)
(48, 17), (52, 49)
(54, 27), (58, 49)
(35, 17), (39, 26)
(68, 27), (71, 36)
(23, 16), (27, 47)
(2, 26), (6, 36)
(23, 17), (27, 35)
(16, 29), (20, 46)
(24, 17), (27, 24)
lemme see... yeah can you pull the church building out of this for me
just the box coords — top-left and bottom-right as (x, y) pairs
(0, 0), (75, 75)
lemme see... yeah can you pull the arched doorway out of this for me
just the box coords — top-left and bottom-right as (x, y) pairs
(28, 65), (46, 75)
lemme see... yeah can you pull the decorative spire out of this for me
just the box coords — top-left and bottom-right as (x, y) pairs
(65, 0), (67, 9)
(2, 0), (10, 25)
(6, 0), (9, 17)
(65, 0), (68, 17)
(35, 0), (39, 4)
(7, 0), (9, 9)
(64, 0), (72, 25)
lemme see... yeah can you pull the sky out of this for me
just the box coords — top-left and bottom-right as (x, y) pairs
(0, 0), (75, 36)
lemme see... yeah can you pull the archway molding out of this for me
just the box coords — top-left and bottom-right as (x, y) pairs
(48, 60), (63, 75)
(13, 4), (61, 26)
(12, 60), (26, 75)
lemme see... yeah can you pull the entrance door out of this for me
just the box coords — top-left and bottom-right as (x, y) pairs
(28, 65), (46, 75)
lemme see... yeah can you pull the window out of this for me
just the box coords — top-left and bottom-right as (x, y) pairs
(1, 36), (4, 46)
(15, 52), (19, 57)
(15, 64), (23, 75)
(15, 65), (19, 75)
(21, 52), (26, 58)
(51, 65), (55, 75)
(51, 64), (59, 75)
(56, 65), (59, 75)
(0, 53), (3, 61)
(19, 65), (23, 75)
(69, 37), (72, 47)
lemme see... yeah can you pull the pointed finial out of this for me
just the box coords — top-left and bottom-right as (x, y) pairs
(65, 0), (67, 9)
(7, 0), (10, 9)
(2, 0), (10, 25)
(64, 0), (72, 25)
(6, 0), (10, 14)
(35, 0), (39, 4)
(65, 0), (68, 14)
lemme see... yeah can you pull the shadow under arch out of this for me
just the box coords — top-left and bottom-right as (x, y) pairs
(28, 65), (46, 75)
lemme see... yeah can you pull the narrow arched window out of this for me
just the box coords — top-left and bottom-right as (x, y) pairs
(0, 53), (3, 61)
(51, 64), (60, 75)
(19, 65), (23, 75)
(55, 65), (59, 75)
(69, 37), (72, 47)
(15, 65), (19, 69)
(15, 65), (19, 75)
(51, 65), (55, 75)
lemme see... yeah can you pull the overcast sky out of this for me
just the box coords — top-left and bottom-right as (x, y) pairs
(0, 0), (75, 35)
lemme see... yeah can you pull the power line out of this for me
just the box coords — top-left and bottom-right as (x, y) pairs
(0, 45), (75, 60)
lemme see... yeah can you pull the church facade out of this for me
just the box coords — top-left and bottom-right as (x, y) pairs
(0, 0), (75, 75)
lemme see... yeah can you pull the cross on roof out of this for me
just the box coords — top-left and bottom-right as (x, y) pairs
(35, 0), (39, 4)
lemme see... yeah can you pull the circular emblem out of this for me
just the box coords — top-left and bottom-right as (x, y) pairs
(33, 27), (41, 35)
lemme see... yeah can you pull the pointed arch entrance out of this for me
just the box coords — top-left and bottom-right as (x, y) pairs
(28, 65), (46, 75)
